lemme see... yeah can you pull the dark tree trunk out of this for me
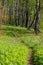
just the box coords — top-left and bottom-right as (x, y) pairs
(34, 0), (40, 34)
(15, 0), (19, 26)
(25, 0), (28, 27)
(25, 10), (28, 27)
(22, 1), (24, 27)
(28, 0), (40, 34)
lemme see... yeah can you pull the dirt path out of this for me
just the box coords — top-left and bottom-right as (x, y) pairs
(27, 48), (32, 65)
(16, 38), (33, 65)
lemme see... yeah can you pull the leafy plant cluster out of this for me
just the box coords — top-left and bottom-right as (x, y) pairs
(0, 43), (28, 65)
(32, 45), (43, 65)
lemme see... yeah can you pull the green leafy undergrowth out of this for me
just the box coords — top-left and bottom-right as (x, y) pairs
(32, 45), (43, 65)
(0, 25), (43, 65)
(0, 42), (28, 65)
(0, 25), (43, 47)
(0, 25), (34, 36)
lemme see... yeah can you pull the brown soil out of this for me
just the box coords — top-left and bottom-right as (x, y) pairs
(27, 48), (32, 65)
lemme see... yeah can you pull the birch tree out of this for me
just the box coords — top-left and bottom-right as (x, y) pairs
(28, 0), (40, 34)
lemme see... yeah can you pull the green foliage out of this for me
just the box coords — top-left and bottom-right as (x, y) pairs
(1, 25), (43, 47)
(0, 42), (28, 65)
(0, 25), (43, 65)
(32, 45), (43, 65)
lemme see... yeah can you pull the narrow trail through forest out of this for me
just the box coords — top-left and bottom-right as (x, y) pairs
(27, 48), (32, 65)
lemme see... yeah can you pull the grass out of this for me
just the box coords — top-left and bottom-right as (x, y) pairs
(0, 25), (43, 48)
(0, 26), (29, 65)
(32, 45), (43, 65)
(1, 25), (43, 47)
(0, 25), (43, 65)
(0, 42), (28, 65)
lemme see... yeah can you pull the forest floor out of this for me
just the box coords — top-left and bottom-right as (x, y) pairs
(27, 48), (32, 65)
(0, 25), (43, 65)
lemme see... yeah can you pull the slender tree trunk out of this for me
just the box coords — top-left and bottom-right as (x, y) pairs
(25, 10), (28, 27)
(34, 0), (40, 34)
(0, 2), (3, 25)
(15, 0), (19, 26)
(21, 0), (24, 26)
(25, 0), (28, 27)
(28, 0), (40, 34)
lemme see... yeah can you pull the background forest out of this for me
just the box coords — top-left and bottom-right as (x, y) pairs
(0, 0), (43, 29)
(0, 0), (43, 65)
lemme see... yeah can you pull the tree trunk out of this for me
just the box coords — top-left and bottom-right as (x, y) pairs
(25, 0), (28, 27)
(34, 0), (40, 34)
(25, 10), (28, 27)
(28, 0), (40, 34)
(15, 0), (19, 26)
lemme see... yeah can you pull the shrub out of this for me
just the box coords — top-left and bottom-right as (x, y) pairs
(32, 45), (43, 65)
(0, 43), (28, 65)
